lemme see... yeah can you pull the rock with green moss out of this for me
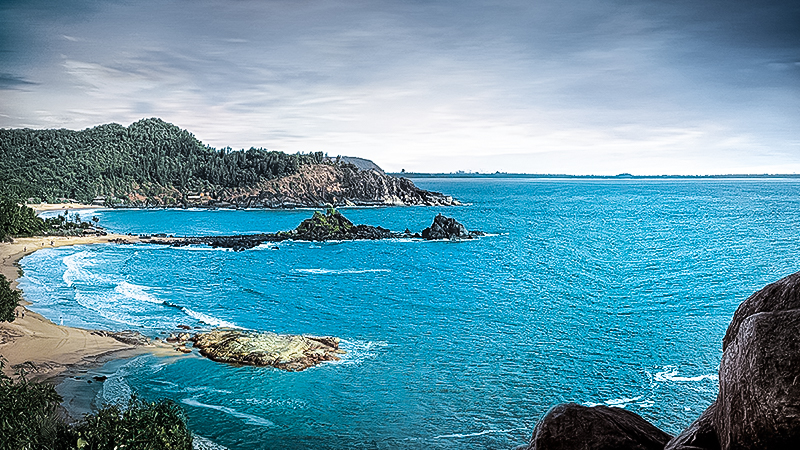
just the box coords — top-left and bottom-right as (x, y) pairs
(191, 328), (345, 371)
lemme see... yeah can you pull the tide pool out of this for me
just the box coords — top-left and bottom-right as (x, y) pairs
(20, 178), (800, 449)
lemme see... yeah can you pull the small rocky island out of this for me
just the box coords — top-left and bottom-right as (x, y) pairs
(524, 271), (800, 449)
(189, 329), (344, 371)
(149, 209), (484, 251)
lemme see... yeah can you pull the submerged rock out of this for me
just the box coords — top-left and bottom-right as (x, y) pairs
(421, 213), (484, 240)
(94, 330), (150, 346)
(190, 328), (345, 372)
(527, 403), (672, 450)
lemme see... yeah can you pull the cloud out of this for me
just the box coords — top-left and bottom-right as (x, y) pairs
(0, 73), (37, 90)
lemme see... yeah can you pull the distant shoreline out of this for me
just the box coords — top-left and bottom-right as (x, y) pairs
(392, 173), (800, 179)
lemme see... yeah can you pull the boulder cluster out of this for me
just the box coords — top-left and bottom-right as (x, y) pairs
(525, 271), (800, 450)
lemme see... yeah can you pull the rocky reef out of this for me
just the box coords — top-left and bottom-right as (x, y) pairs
(525, 271), (800, 450)
(189, 328), (345, 372)
(152, 210), (484, 250)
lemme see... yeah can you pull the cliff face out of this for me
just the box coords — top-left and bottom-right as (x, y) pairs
(211, 163), (460, 208)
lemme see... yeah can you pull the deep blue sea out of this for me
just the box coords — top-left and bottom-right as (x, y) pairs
(20, 178), (800, 449)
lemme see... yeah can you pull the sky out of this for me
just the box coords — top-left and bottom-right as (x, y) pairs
(1, 0), (798, 175)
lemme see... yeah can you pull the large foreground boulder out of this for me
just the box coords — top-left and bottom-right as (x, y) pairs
(664, 405), (719, 450)
(191, 328), (345, 371)
(533, 271), (800, 450)
(714, 289), (800, 449)
(527, 403), (672, 450)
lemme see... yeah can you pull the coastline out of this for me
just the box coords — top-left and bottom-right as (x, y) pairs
(0, 233), (148, 382)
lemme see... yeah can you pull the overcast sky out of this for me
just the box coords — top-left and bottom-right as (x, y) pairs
(1, 0), (798, 174)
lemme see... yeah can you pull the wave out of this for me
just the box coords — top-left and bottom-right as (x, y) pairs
(434, 427), (527, 439)
(654, 366), (718, 382)
(331, 339), (389, 366)
(115, 281), (161, 304)
(181, 398), (274, 427)
(293, 268), (391, 275)
(183, 308), (240, 328)
(192, 435), (229, 450)
(62, 251), (96, 287)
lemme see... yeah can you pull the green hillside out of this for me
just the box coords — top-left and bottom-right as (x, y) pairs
(0, 118), (323, 205)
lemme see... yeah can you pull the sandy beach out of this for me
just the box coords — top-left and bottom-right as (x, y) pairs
(0, 233), (145, 381)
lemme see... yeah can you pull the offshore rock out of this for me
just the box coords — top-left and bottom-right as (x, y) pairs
(527, 403), (672, 450)
(191, 328), (344, 372)
(421, 213), (484, 240)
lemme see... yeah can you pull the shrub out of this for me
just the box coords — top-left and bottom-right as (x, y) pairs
(0, 359), (70, 450)
(70, 395), (193, 450)
(0, 274), (20, 322)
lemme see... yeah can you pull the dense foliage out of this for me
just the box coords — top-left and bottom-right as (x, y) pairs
(0, 363), (193, 450)
(0, 198), (96, 241)
(0, 197), (47, 241)
(0, 274), (20, 322)
(0, 118), (325, 204)
(0, 360), (70, 449)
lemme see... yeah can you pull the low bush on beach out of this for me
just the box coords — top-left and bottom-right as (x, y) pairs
(0, 360), (193, 450)
(0, 274), (20, 322)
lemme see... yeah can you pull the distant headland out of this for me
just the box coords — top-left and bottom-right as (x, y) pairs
(0, 118), (458, 209)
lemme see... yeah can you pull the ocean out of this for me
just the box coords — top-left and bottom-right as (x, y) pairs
(19, 178), (800, 449)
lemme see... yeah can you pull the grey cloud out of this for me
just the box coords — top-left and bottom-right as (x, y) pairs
(0, 73), (37, 90)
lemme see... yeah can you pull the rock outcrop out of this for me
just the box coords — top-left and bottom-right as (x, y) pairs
(421, 213), (484, 240)
(527, 403), (672, 450)
(154, 211), (484, 249)
(529, 271), (800, 450)
(190, 328), (345, 372)
(213, 164), (461, 208)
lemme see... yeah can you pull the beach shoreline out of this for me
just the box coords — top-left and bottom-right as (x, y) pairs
(0, 233), (149, 382)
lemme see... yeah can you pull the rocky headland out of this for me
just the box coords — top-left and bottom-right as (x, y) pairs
(151, 210), (484, 250)
(525, 271), (800, 450)
(215, 163), (461, 208)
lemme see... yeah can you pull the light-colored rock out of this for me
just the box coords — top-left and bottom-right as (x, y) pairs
(191, 328), (344, 371)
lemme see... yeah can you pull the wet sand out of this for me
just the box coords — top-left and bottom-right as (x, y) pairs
(0, 234), (146, 381)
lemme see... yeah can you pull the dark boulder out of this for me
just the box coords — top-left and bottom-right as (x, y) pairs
(715, 308), (800, 449)
(664, 404), (719, 450)
(421, 214), (483, 240)
(527, 403), (672, 450)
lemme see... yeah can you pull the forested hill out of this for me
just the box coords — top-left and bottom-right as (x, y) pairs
(0, 118), (324, 205)
(0, 119), (459, 208)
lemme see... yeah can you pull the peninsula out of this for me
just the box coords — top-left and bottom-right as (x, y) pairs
(0, 118), (459, 209)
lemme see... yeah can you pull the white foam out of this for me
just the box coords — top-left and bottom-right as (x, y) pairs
(604, 396), (642, 408)
(655, 366), (718, 382)
(434, 427), (527, 439)
(181, 398), (274, 427)
(192, 435), (229, 450)
(115, 281), (161, 304)
(294, 268), (391, 275)
(331, 339), (389, 366)
(62, 251), (95, 287)
(183, 308), (241, 328)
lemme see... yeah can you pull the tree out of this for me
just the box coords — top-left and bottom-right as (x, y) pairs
(0, 274), (19, 322)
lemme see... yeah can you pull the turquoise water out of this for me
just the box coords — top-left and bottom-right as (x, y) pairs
(21, 179), (800, 449)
